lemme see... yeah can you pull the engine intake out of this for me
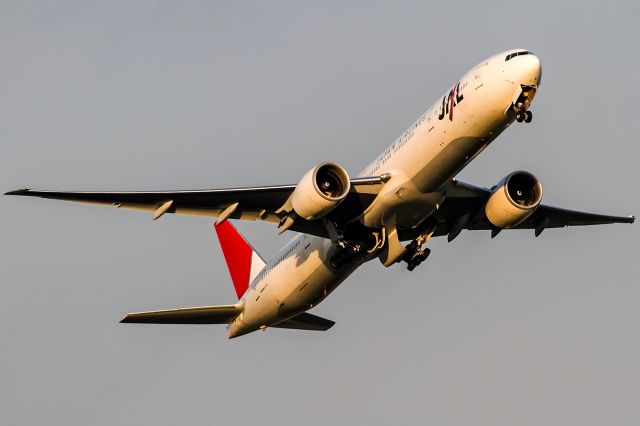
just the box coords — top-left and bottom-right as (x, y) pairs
(291, 162), (351, 220)
(485, 171), (543, 228)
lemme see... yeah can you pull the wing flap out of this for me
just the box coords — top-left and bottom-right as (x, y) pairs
(120, 304), (241, 324)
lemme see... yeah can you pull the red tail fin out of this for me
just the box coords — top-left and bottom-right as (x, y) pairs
(214, 220), (266, 299)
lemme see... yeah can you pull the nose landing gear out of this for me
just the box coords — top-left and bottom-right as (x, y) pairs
(512, 85), (536, 124)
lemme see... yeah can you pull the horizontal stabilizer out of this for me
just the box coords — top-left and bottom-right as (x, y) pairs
(120, 304), (241, 324)
(271, 312), (335, 331)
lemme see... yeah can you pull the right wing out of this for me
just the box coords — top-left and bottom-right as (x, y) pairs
(412, 180), (634, 240)
(120, 304), (241, 324)
(5, 176), (385, 238)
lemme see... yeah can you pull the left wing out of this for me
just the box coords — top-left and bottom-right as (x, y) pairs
(413, 180), (634, 240)
(5, 177), (385, 238)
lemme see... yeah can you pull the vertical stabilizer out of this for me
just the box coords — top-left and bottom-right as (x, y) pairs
(214, 220), (266, 299)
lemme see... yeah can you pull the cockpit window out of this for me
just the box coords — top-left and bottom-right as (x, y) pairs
(505, 51), (532, 61)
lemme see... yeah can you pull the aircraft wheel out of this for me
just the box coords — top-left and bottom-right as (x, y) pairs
(516, 111), (524, 122)
(348, 243), (361, 256)
(330, 254), (344, 269)
(420, 248), (431, 261)
(524, 110), (532, 123)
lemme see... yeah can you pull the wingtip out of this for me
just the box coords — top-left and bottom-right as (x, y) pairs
(629, 215), (635, 224)
(4, 188), (30, 196)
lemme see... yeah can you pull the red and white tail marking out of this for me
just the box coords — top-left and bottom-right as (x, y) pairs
(214, 220), (266, 299)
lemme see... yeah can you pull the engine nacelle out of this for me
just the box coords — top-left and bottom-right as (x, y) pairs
(291, 162), (351, 220)
(485, 171), (543, 228)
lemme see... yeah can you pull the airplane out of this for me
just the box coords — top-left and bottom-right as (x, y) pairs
(6, 49), (634, 338)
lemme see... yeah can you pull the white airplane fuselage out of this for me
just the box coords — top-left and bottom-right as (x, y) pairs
(228, 50), (542, 338)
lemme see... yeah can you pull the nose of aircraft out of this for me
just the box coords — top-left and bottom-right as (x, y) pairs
(507, 52), (542, 87)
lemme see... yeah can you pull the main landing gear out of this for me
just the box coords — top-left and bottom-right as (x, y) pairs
(328, 223), (386, 270)
(401, 221), (436, 271)
(403, 243), (431, 271)
(515, 110), (532, 123)
(329, 240), (363, 269)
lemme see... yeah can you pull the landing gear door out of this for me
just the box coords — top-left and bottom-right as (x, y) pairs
(512, 85), (537, 111)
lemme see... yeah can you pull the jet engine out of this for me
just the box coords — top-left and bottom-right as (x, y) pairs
(291, 162), (351, 220)
(485, 171), (543, 228)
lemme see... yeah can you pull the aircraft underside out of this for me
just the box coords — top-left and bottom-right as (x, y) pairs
(5, 49), (634, 338)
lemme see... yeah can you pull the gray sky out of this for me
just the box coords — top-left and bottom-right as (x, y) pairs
(1, 1), (639, 425)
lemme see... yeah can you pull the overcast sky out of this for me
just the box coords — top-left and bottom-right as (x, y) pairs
(1, 1), (639, 425)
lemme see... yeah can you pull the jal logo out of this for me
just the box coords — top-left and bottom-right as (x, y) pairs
(438, 82), (464, 121)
